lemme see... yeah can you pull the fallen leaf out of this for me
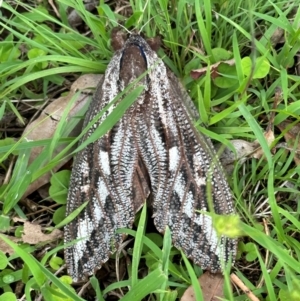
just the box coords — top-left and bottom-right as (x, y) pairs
(22, 221), (62, 244)
(218, 139), (258, 174)
(22, 74), (103, 198)
(251, 128), (275, 160)
(190, 59), (235, 80)
(181, 272), (225, 301)
(218, 128), (275, 174)
(0, 235), (22, 254)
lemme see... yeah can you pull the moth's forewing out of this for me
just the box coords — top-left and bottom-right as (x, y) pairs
(167, 75), (237, 271)
(131, 41), (237, 272)
(65, 33), (151, 282)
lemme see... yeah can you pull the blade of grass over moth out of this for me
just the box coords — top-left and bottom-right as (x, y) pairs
(75, 85), (145, 153)
(131, 204), (147, 287)
(55, 201), (89, 229)
(29, 84), (145, 184)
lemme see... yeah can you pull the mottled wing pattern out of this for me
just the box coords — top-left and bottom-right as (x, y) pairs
(65, 31), (236, 281)
(134, 47), (237, 272)
(64, 44), (149, 281)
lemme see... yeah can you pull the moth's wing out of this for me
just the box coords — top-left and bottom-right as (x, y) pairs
(168, 76), (237, 271)
(141, 60), (236, 272)
(64, 54), (141, 281)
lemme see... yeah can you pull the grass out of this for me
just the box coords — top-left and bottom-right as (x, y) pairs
(1, 0), (300, 300)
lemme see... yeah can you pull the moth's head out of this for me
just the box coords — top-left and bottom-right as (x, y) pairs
(110, 27), (161, 52)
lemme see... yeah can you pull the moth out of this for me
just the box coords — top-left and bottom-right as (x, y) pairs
(64, 28), (237, 282)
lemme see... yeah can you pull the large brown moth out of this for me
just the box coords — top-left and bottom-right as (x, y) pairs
(64, 28), (237, 282)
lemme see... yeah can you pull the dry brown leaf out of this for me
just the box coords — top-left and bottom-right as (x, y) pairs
(22, 74), (103, 198)
(22, 221), (62, 244)
(190, 59), (235, 80)
(181, 272), (225, 301)
(218, 128), (275, 174)
(277, 120), (300, 165)
(251, 128), (275, 160)
(218, 139), (258, 174)
(0, 235), (22, 255)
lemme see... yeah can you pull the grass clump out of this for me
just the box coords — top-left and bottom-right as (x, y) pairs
(1, 0), (300, 300)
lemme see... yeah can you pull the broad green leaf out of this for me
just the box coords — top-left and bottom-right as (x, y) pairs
(49, 170), (71, 204)
(211, 47), (232, 63)
(53, 206), (66, 225)
(49, 256), (64, 271)
(0, 292), (16, 301)
(241, 56), (270, 79)
(214, 63), (238, 88)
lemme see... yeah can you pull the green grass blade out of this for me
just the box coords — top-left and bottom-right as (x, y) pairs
(0, 235), (46, 286)
(131, 204), (147, 287)
(55, 201), (89, 229)
(121, 267), (167, 301)
(181, 252), (204, 301)
(255, 246), (277, 300)
(90, 276), (105, 301)
(241, 223), (300, 271)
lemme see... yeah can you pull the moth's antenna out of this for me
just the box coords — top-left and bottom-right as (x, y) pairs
(139, 16), (157, 34)
(109, 18), (131, 34)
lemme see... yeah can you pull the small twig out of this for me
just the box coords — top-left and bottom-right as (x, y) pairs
(231, 273), (260, 301)
(3, 156), (16, 185)
(78, 279), (91, 297)
(48, 0), (60, 18)
(26, 203), (60, 217)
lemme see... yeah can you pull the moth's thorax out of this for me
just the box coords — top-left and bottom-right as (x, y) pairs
(119, 43), (148, 87)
